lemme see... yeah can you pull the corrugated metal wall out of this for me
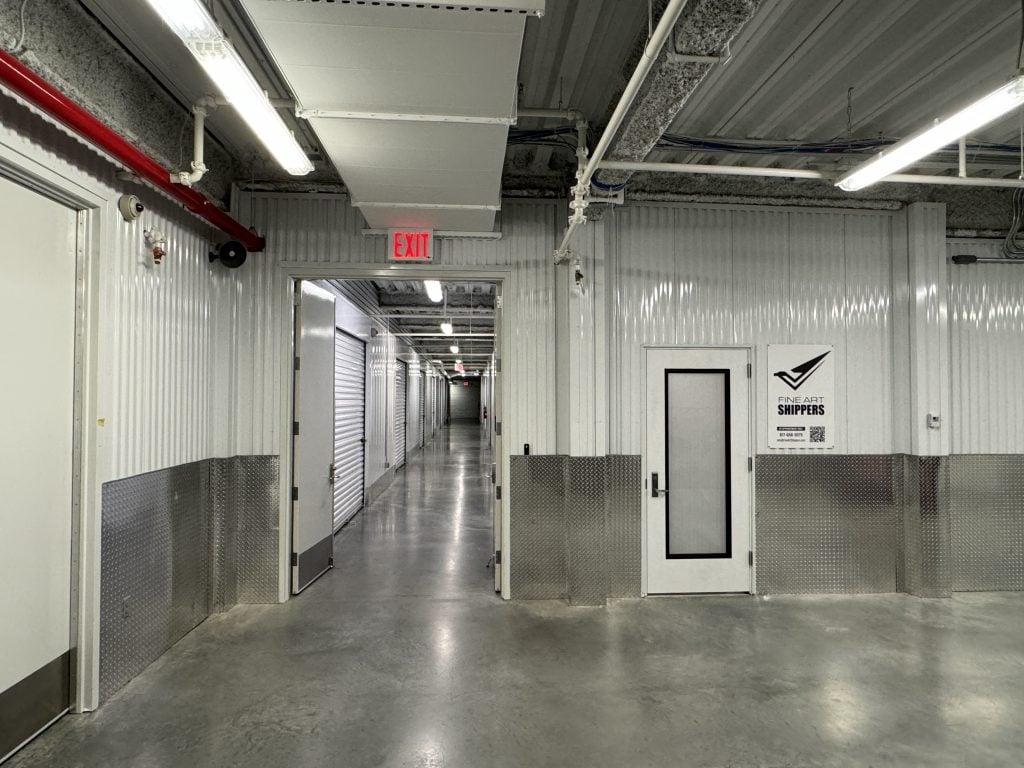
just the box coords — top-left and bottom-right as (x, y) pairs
(235, 194), (559, 459)
(607, 203), (896, 456)
(103, 206), (237, 478)
(947, 239), (1024, 453)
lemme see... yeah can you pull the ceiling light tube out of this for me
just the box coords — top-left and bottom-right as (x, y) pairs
(144, 0), (313, 176)
(424, 280), (444, 303)
(837, 76), (1024, 191)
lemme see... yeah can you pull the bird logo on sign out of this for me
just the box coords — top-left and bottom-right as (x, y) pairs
(773, 351), (830, 391)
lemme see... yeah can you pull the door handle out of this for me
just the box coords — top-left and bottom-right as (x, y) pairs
(651, 472), (668, 498)
(327, 464), (336, 485)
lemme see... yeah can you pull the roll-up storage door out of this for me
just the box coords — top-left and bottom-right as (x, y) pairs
(420, 373), (426, 447)
(334, 329), (366, 531)
(395, 361), (408, 469)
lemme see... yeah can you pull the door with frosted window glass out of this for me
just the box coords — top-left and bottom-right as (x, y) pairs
(645, 348), (752, 594)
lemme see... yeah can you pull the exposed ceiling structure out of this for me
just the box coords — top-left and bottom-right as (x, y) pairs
(84, 0), (1024, 231)
(358, 279), (496, 376)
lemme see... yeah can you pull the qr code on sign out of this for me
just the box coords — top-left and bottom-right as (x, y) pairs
(810, 427), (825, 443)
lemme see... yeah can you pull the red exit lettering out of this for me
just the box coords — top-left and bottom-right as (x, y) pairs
(391, 230), (432, 260)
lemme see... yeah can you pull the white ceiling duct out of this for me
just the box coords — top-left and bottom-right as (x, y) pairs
(242, 0), (543, 231)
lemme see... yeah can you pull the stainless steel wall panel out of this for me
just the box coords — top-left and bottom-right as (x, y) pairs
(947, 240), (1024, 454)
(566, 457), (607, 606)
(100, 455), (279, 701)
(230, 456), (282, 604)
(949, 455), (1024, 591)
(755, 455), (901, 594)
(100, 462), (209, 702)
(605, 455), (641, 599)
(901, 456), (952, 598)
(509, 456), (567, 600)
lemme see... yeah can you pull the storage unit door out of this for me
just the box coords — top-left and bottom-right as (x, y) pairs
(420, 373), (426, 447)
(333, 330), (366, 531)
(394, 361), (408, 469)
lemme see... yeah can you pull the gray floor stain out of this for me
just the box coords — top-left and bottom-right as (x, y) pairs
(8, 423), (1024, 768)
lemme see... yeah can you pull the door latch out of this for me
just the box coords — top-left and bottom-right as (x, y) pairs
(651, 472), (668, 498)
(327, 463), (336, 485)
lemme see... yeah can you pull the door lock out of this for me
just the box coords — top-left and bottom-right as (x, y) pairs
(651, 472), (669, 498)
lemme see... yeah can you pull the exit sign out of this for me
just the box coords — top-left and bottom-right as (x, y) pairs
(388, 229), (433, 262)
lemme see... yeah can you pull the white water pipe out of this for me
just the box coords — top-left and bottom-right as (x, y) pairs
(553, 0), (690, 262)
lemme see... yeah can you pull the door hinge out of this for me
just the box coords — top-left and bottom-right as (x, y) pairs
(328, 557), (335, 568)
(748, 457), (753, 472)
(494, 550), (502, 565)
(495, 358), (502, 373)
(293, 290), (301, 307)
(291, 486), (299, 502)
(293, 421), (300, 436)
(747, 362), (752, 378)
(748, 550), (754, 566)
(291, 552), (298, 566)
(496, 295), (503, 309)
(496, 485), (502, 500)
(495, 421), (502, 436)
(294, 356), (300, 371)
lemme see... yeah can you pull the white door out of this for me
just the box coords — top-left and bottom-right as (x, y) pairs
(492, 289), (504, 593)
(394, 361), (407, 469)
(645, 347), (752, 594)
(0, 176), (77, 759)
(292, 282), (335, 594)
(333, 329), (365, 532)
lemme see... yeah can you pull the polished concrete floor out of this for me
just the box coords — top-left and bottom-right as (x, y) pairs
(10, 423), (1024, 767)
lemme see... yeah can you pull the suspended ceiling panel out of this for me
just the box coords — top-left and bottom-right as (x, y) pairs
(242, 0), (543, 230)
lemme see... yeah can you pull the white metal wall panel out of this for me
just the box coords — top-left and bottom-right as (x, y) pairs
(948, 239), (1024, 453)
(607, 203), (896, 456)
(394, 362), (408, 468)
(334, 330), (365, 530)
(237, 194), (559, 458)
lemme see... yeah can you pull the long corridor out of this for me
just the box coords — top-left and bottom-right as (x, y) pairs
(9, 425), (1024, 768)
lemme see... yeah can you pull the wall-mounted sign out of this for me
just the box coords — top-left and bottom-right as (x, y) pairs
(767, 344), (835, 449)
(454, 362), (465, 373)
(388, 229), (433, 262)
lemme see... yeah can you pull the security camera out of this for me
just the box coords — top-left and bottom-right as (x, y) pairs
(118, 194), (145, 222)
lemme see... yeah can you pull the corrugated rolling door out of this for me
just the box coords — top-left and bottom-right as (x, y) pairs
(334, 329), (366, 531)
(420, 373), (426, 447)
(394, 361), (408, 469)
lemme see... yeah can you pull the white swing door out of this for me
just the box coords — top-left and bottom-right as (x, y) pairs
(291, 282), (336, 594)
(645, 347), (752, 594)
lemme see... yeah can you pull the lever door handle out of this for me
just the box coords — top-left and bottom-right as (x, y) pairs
(651, 472), (669, 498)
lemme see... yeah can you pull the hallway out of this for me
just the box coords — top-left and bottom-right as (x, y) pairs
(8, 425), (1024, 768)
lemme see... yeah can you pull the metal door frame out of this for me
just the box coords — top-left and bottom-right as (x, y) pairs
(640, 345), (757, 597)
(277, 265), (513, 601)
(0, 137), (108, 713)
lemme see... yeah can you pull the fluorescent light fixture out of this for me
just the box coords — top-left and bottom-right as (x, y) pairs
(838, 76), (1024, 191)
(450, 344), (459, 354)
(144, 0), (314, 176)
(440, 320), (454, 335)
(424, 280), (444, 303)
(455, 358), (462, 364)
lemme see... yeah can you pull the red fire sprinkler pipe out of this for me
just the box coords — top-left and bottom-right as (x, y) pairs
(0, 49), (265, 252)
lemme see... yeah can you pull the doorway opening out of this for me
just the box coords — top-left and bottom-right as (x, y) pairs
(288, 275), (504, 598)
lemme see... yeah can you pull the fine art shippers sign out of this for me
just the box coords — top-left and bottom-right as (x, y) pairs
(767, 344), (835, 449)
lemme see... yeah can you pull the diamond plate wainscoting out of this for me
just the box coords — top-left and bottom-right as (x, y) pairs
(509, 456), (568, 600)
(100, 455), (279, 702)
(510, 455), (641, 603)
(755, 456), (902, 594)
(901, 456), (952, 598)
(949, 455), (1024, 592)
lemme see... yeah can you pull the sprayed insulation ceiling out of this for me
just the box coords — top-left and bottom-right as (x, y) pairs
(84, 0), (1024, 228)
(240, 0), (543, 231)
